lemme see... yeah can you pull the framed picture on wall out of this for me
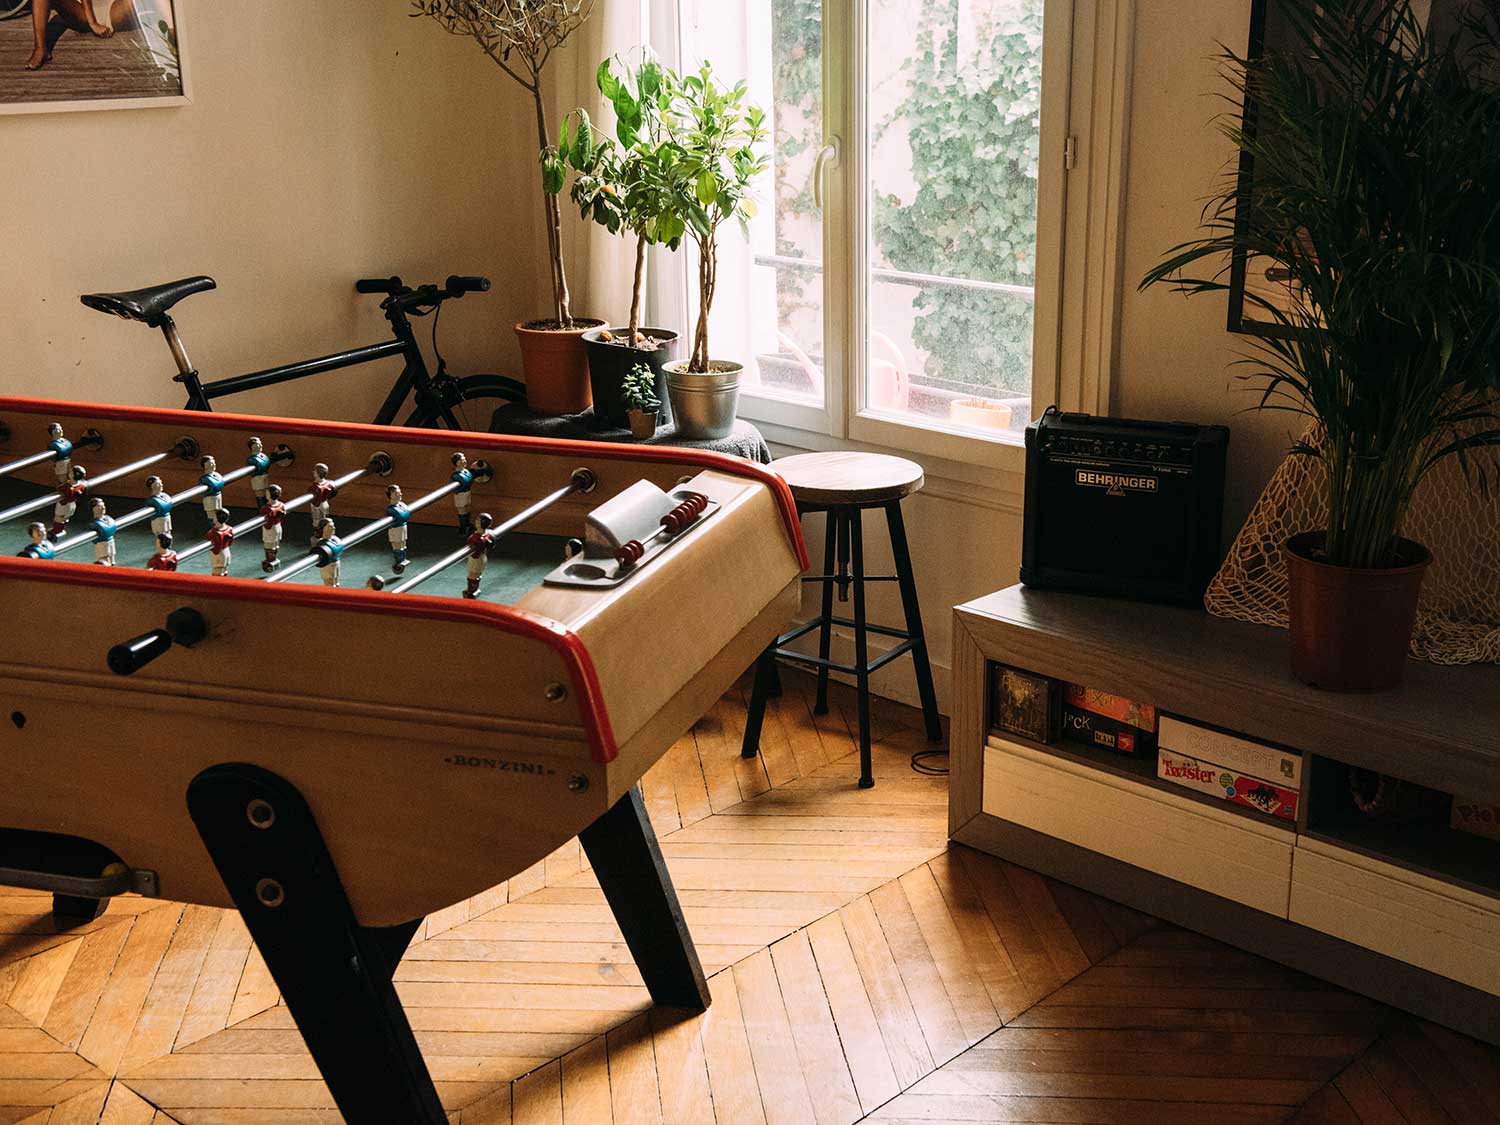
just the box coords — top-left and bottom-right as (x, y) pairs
(1228, 0), (1470, 335)
(0, 0), (190, 115)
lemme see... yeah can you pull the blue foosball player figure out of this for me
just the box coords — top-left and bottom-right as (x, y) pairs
(47, 422), (73, 485)
(386, 484), (411, 574)
(317, 518), (345, 587)
(247, 437), (273, 505)
(19, 521), (55, 560)
(450, 452), (475, 536)
(89, 498), (117, 566)
(146, 475), (174, 538)
(199, 455), (226, 522)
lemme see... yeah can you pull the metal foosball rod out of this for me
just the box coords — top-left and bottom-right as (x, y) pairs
(174, 454), (390, 566)
(0, 438), (199, 530)
(265, 477), (470, 585)
(388, 468), (596, 596)
(50, 444), (294, 559)
(0, 425), (103, 481)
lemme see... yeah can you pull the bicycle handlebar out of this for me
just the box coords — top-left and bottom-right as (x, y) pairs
(355, 276), (404, 295)
(445, 275), (490, 295)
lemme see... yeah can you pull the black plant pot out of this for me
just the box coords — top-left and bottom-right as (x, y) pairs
(583, 327), (679, 429)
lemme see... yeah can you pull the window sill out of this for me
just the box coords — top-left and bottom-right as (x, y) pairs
(743, 412), (1028, 515)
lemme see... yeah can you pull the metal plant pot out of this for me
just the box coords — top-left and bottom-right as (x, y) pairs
(664, 360), (742, 440)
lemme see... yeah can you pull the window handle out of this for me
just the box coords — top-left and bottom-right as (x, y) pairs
(812, 139), (841, 210)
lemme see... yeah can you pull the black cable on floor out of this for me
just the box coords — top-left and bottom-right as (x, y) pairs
(910, 748), (949, 776)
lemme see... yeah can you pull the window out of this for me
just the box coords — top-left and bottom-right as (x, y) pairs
(655, 0), (1068, 462)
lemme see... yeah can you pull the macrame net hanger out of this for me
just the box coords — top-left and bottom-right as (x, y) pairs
(1205, 419), (1500, 664)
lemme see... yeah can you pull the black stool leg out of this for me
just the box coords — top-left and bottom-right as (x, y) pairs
(741, 643), (777, 759)
(579, 787), (711, 1011)
(886, 500), (943, 743)
(850, 508), (875, 789)
(814, 509), (841, 716)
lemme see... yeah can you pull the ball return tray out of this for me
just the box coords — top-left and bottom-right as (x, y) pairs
(543, 480), (721, 588)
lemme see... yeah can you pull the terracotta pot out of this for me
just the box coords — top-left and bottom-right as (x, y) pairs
(514, 318), (606, 415)
(1284, 531), (1432, 692)
(583, 326), (677, 428)
(626, 408), (659, 441)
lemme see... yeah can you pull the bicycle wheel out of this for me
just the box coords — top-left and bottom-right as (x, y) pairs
(0, 1), (30, 18)
(402, 374), (526, 433)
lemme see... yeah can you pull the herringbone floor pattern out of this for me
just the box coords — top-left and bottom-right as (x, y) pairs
(1, 672), (1497, 1123)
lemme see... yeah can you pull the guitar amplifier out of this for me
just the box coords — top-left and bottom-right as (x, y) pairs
(1020, 407), (1230, 605)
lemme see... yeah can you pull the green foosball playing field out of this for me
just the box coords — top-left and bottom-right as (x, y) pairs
(0, 478), (564, 604)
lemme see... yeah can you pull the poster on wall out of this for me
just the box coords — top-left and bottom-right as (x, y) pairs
(0, 0), (188, 115)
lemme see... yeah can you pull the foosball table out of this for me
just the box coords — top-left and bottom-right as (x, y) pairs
(0, 396), (806, 1124)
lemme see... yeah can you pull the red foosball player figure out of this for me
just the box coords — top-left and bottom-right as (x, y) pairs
(51, 465), (88, 538)
(316, 519), (344, 587)
(19, 521), (55, 560)
(451, 452), (475, 536)
(147, 533), (179, 572)
(207, 509), (235, 576)
(89, 497), (117, 567)
(462, 512), (496, 599)
(310, 463), (336, 546)
(260, 483), (286, 572)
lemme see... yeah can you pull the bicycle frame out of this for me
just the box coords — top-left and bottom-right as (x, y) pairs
(168, 302), (457, 428)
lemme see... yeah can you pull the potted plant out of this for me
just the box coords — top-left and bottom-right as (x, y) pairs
(1141, 0), (1500, 691)
(412, 0), (606, 414)
(621, 362), (662, 440)
(552, 54), (687, 427)
(659, 62), (769, 440)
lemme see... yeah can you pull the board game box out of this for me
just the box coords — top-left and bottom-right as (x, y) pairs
(1060, 683), (1157, 755)
(1157, 749), (1299, 822)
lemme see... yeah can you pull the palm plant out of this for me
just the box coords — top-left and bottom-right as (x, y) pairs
(412, 0), (596, 328)
(1141, 0), (1500, 569)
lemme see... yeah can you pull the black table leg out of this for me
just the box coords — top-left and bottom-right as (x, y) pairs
(187, 763), (445, 1125)
(742, 643), (778, 759)
(579, 787), (710, 1011)
(886, 499), (944, 744)
(52, 894), (106, 929)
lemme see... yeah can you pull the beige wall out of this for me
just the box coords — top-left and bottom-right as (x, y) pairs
(0, 3), (549, 422)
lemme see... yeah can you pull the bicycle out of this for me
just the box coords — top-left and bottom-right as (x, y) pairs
(79, 273), (525, 431)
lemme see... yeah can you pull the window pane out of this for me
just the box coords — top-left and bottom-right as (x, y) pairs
(866, 0), (1042, 438)
(680, 0), (825, 405)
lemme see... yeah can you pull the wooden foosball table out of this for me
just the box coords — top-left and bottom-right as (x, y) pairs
(0, 396), (806, 1124)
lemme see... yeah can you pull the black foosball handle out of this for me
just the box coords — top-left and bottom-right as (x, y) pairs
(108, 607), (208, 676)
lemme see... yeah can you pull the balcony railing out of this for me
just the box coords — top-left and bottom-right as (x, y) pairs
(753, 252), (1036, 301)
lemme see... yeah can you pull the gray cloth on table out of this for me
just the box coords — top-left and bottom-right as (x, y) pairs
(488, 405), (771, 464)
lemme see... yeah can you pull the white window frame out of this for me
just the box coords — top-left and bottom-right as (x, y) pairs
(648, 0), (1135, 476)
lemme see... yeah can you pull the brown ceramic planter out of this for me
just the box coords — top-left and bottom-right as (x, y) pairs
(1285, 531), (1432, 692)
(514, 318), (606, 415)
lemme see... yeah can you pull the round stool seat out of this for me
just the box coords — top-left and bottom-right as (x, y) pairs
(770, 452), (924, 507)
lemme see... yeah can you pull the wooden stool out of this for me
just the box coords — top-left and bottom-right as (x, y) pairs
(741, 452), (944, 787)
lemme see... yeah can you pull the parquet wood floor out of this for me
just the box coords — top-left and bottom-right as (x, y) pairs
(2, 671), (1497, 1124)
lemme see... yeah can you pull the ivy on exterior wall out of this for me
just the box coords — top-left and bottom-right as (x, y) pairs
(769, 0), (1042, 397)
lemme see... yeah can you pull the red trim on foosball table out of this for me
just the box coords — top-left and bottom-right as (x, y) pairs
(0, 396), (810, 569)
(0, 553), (620, 765)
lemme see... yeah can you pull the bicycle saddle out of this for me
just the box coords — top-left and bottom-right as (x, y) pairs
(80, 276), (216, 327)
